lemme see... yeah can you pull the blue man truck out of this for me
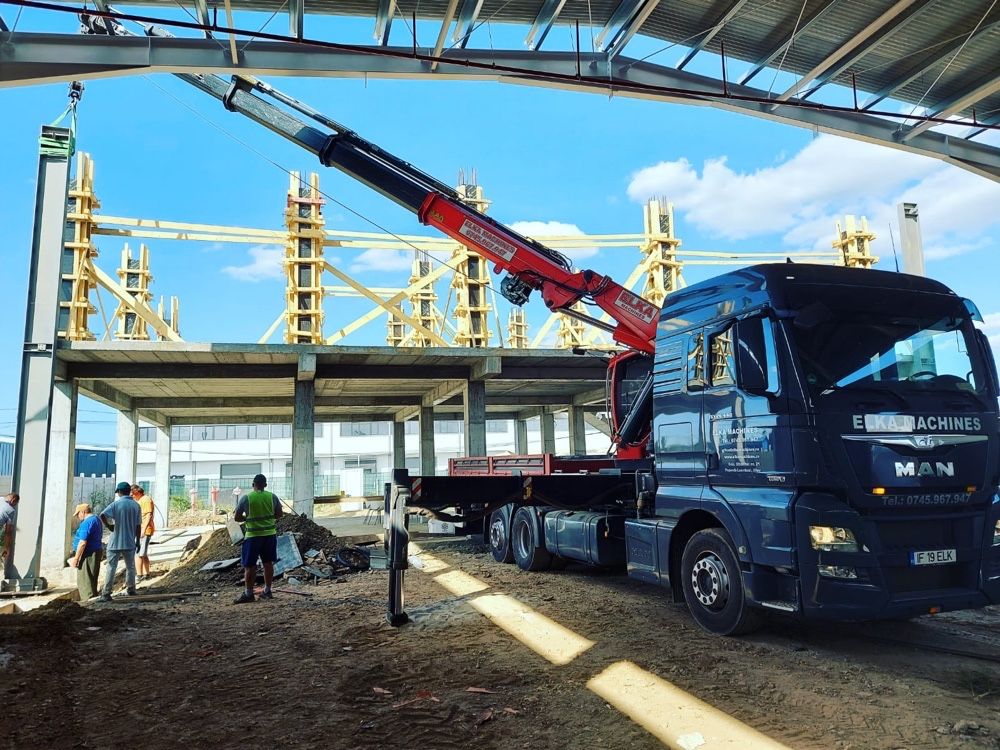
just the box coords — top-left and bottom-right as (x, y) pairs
(111, 48), (1000, 634)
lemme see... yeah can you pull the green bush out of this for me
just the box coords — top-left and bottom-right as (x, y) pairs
(88, 488), (111, 514)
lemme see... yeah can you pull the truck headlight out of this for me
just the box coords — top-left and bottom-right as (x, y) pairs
(809, 525), (859, 552)
(994, 519), (1000, 546)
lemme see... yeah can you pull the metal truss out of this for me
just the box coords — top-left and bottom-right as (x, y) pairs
(1, 31), (998, 181)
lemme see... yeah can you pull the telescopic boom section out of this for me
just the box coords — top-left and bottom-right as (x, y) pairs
(181, 74), (659, 353)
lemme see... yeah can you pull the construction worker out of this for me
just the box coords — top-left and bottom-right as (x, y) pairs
(232, 474), (283, 604)
(69, 503), (104, 600)
(131, 484), (155, 582)
(0, 493), (19, 567)
(98, 482), (141, 601)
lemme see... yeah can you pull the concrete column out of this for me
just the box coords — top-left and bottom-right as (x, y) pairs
(515, 419), (528, 455)
(154, 424), (171, 530)
(40, 380), (77, 575)
(541, 410), (556, 454)
(292, 379), (315, 517)
(464, 381), (487, 457)
(420, 406), (435, 476)
(115, 409), (139, 485)
(897, 202), (925, 276)
(392, 420), (406, 470)
(568, 406), (587, 455)
(8, 125), (72, 584)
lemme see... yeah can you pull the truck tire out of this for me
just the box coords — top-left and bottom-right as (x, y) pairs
(511, 506), (552, 572)
(489, 508), (515, 564)
(681, 528), (762, 636)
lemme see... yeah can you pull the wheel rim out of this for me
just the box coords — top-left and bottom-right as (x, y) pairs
(691, 551), (730, 610)
(490, 517), (506, 552)
(515, 519), (531, 559)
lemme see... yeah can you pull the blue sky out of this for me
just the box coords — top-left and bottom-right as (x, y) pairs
(2, 5), (999, 443)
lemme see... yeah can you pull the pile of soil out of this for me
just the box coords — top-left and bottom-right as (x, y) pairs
(170, 508), (223, 527)
(277, 512), (346, 557)
(154, 514), (348, 593)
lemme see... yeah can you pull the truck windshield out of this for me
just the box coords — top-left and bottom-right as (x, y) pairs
(792, 310), (983, 398)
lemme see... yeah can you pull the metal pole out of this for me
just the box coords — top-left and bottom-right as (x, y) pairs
(386, 468), (410, 626)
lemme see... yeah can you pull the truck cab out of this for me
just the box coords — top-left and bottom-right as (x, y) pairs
(624, 263), (1000, 634)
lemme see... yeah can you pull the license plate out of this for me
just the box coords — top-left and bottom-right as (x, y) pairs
(910, 549), (956, 566)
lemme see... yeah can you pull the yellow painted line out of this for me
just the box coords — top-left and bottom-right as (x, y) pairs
(587, 661), (790, 750)
(465, 593), (595, 666)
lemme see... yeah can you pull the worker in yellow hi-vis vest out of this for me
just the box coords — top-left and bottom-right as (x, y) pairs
(233, 474), (284, 604)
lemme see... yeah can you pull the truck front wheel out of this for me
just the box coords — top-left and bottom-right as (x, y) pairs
(488, 508), (515, 564)
(681, 529), (761, 636)
(511, 507), (552, 572)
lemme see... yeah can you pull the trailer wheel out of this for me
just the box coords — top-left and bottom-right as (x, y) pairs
(511, 507), (552, 572)
(681, 529), (761, 636)
(488, 508), (515, 564)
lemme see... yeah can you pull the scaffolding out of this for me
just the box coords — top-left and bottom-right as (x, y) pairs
(61, 151), (99, 341)
(451, 171), (493, 348)
(640, 198), (683, 307)
(284, 171), (325, 344)
(113, 243), (152, 340)
(834, 215), (878, 269)
(508, 308), (528, 349)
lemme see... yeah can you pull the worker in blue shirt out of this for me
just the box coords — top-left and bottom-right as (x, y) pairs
(70, 503), (104, 600)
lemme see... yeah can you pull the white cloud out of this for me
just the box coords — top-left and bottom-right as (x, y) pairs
(510, 220), (599, 261)
(980, 312), (1000, 349)
(626, 132), (1000, 263)
(349, 249), (414, 274)
(222, 246), (284, 282)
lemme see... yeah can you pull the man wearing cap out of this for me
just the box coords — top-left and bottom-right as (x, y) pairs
(131, 484), (155, 582)
(69, 503), (104, 600)
(232, 473), (283, 604)
(98, 481), (142, 601)
(0, 493), (19, 567)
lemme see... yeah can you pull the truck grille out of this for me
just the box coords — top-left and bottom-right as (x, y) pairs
(875, 519), (959, 552)
(883, 565), (965, 593)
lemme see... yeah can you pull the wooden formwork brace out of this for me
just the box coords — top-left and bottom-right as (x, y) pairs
(61, 152), (99, 341)
(158, 295), (180, 337)
(833, 215), (879, 268)
(640, 198), (684, 307)
(113, 242), (153, 340)
(284, 171), (326, 344)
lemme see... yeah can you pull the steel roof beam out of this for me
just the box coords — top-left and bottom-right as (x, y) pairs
(524, 0), (568, 51)
(452, 0), (485, 49)
(0, 13), (8, 32)
(373, 0), (396, 46)
(774, 0), (925, 105)
(430, 0), (460, 71)
(962, 112), (1000, 141)
(676, 0), (750, 71)
(4, 33), (998, 181)
(604, 0), (661, 60)
(796, 0), (938, 101)
(738, 0), (842, 85)
(289, 0), (303, 39)
(594, 0), (645, 52)
(861, 17), (1000, 110)
(900, 71), (1000, 141)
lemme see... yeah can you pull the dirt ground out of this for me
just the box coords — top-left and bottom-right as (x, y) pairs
(1, 538), (998, 750)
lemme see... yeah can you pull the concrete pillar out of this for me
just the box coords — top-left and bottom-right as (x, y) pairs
(392, 420), (406, 470)
(115, 409), (139, 485)
(292, 379), (315, 516)
(8, 125), (72, 585)
(897, 202), (925, 276)
(419, 406), (436, 475)
(541, 410), (556, 454)
(568, 405), (587, 455)
(515, 419), (528, 455)
(40, 380), (77, 575)
(464, 380), (487, 457)
(154, 424), (171, 529)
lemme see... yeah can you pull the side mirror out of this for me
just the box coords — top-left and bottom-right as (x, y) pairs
(964, 298), (984, 323)
(736, 317), (778, 395)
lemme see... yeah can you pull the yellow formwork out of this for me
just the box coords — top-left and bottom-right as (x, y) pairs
(62, 152), (99, 341)
(508, 308), (529, 349)
(451, 171), (493, 348)
(284, 172), (326, 344)
(114, 243), (153, 340)
(834, 215), (878, 269)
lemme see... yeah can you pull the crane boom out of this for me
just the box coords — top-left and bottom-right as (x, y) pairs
(174, 73), (659, 353)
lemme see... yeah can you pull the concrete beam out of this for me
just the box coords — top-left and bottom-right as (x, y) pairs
(472, 355), (501, 380)
(584, 411), (612, 436)
(292, 378), (315, 516)
(297, 352), (316, 381)
(396, 379), (467, 422)
(76, 379), (134, 410)
(573, 387), (607, 406)
(132, 395), (422, 409)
